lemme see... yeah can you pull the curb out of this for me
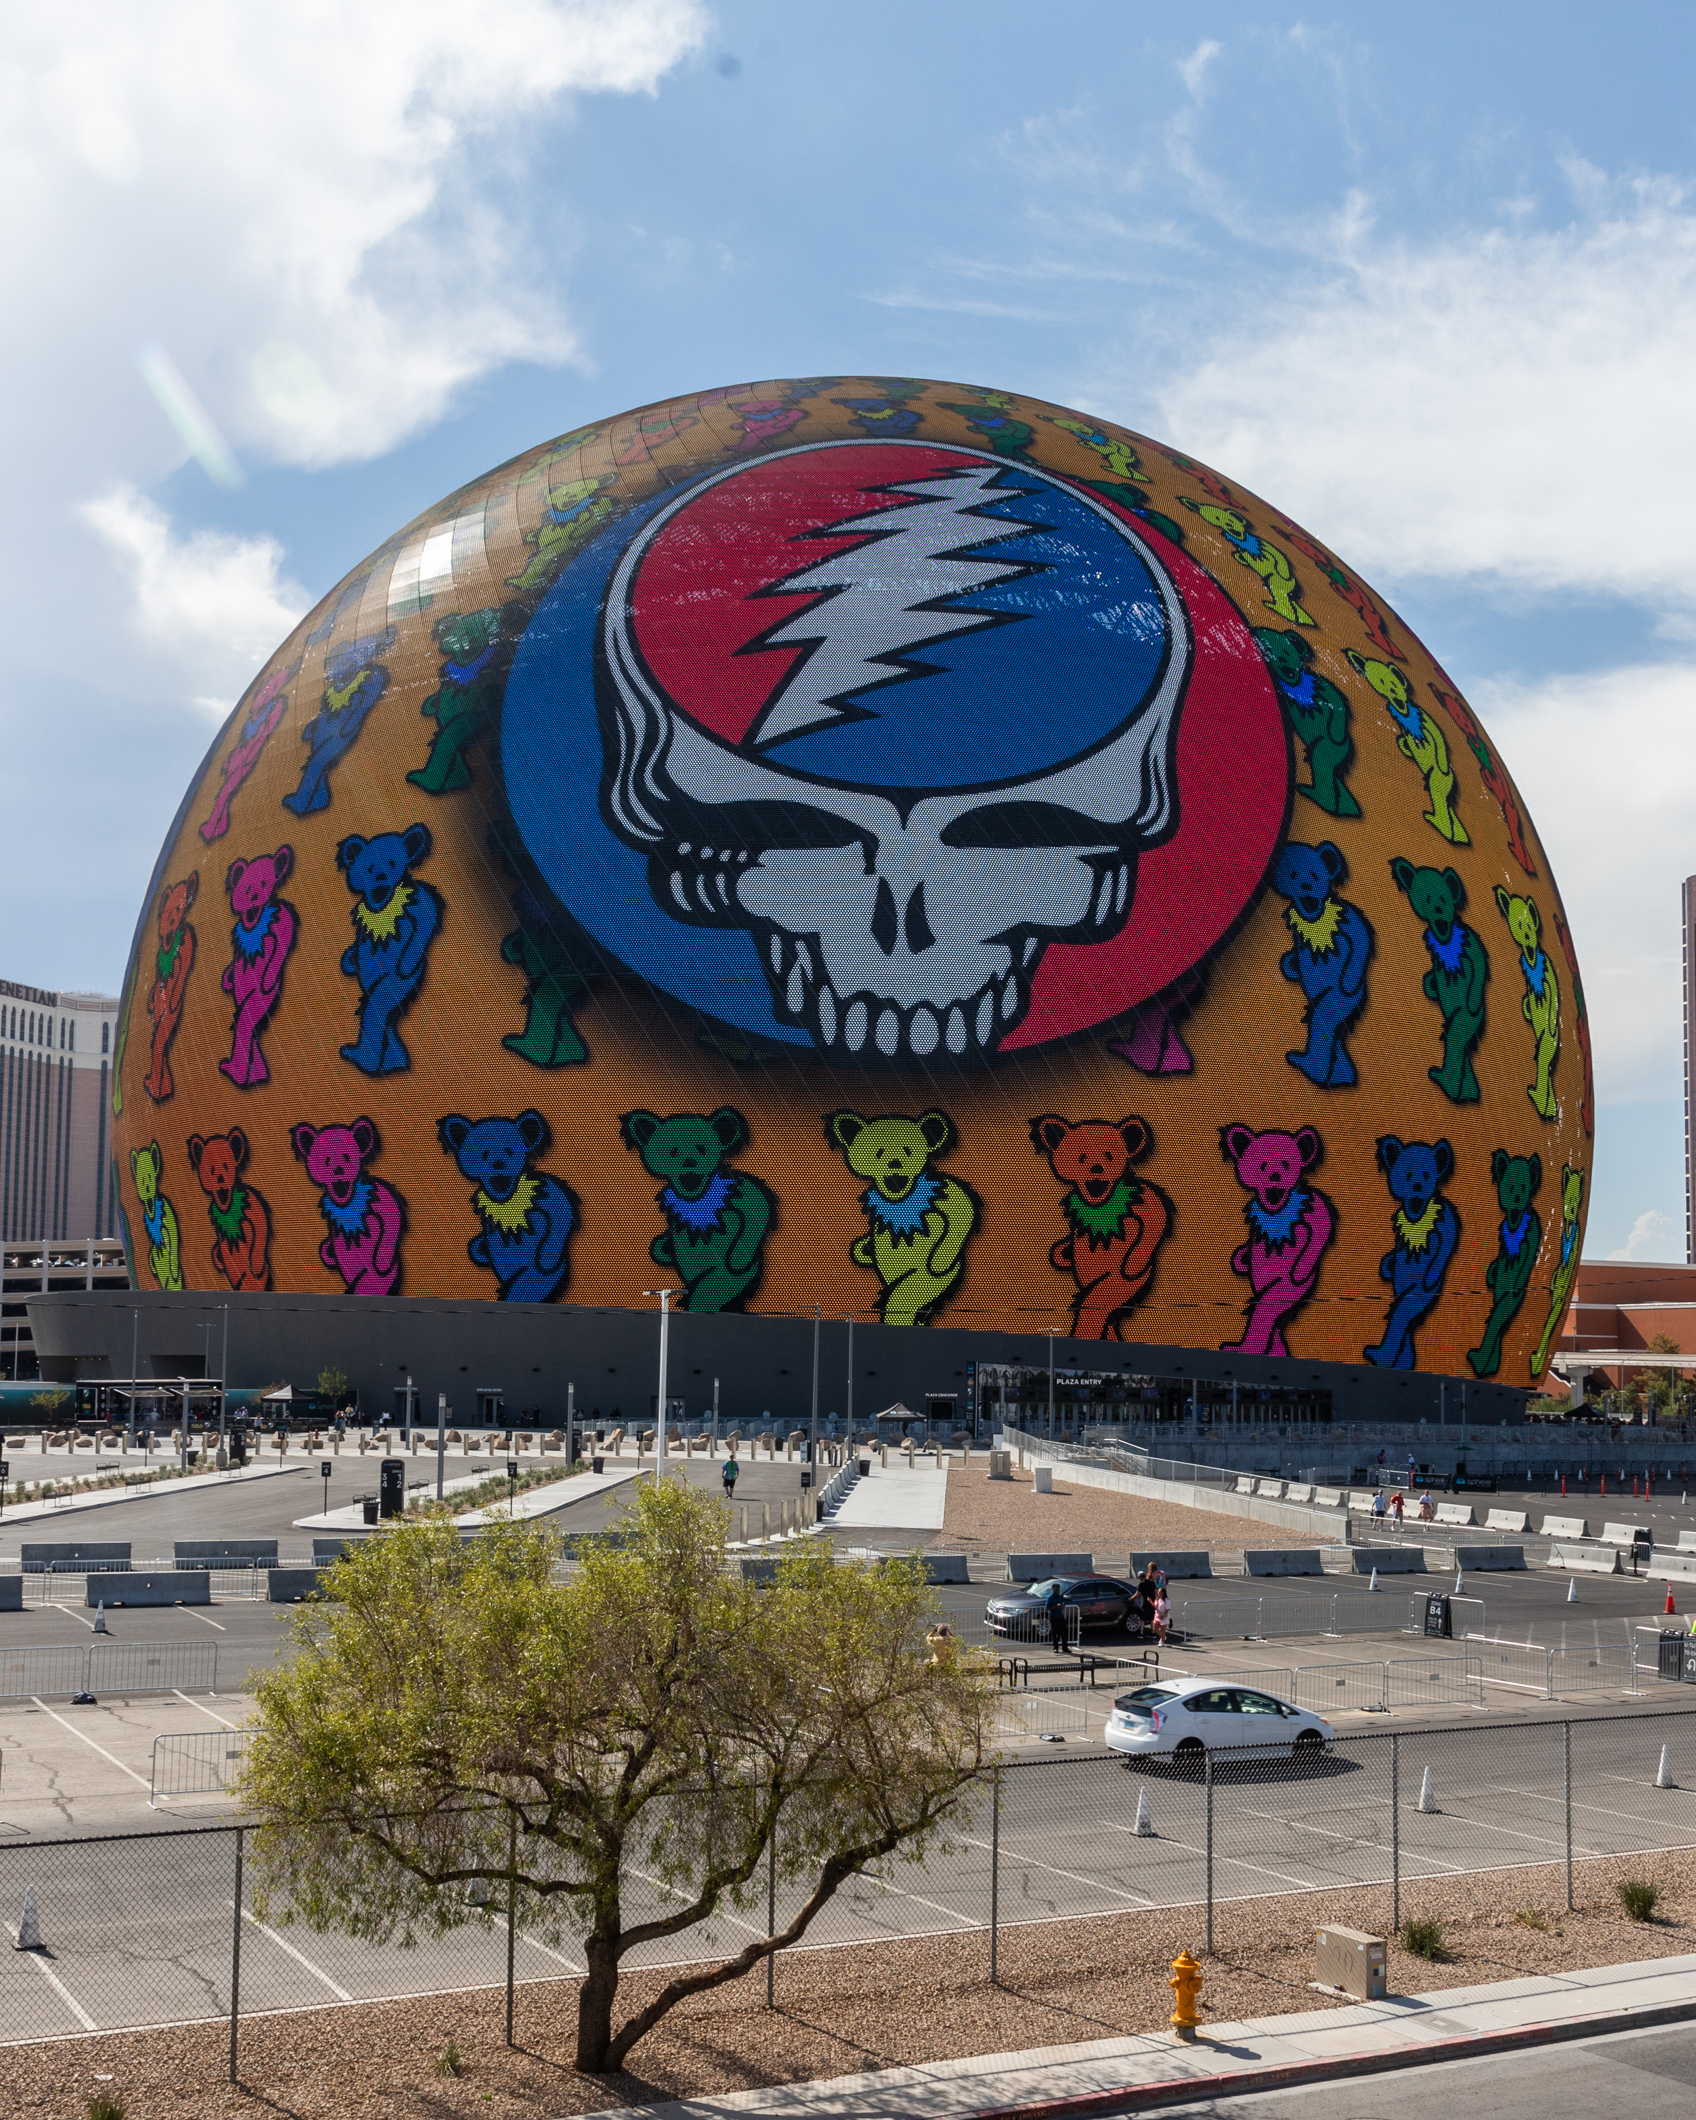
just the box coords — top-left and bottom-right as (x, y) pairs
(969, 1993), (1696, 2117)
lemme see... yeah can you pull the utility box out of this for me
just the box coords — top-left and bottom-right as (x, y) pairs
(987, 1449), (1013, 1480)
(1315, 1925), (1387, 2001)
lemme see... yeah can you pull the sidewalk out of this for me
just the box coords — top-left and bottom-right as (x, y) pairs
(583, 1952), (1696, 2120)
(0, 1457), (304, 1528)
(831, 1457), (948, 1532)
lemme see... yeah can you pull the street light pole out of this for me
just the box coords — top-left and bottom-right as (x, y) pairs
(643, 1289), (679, 1467)
(808, 1302), (821, 1464)
(845, 1313), (854, 1441)
(567, 1380), (575, 1470)
(218, 1304), (230, 1451)
(128, 1307), (139, 1450)
(712, 1375), (719, 1449)
(436, 1390), (447, 1501)
(1046, 1330), (1057, 1444)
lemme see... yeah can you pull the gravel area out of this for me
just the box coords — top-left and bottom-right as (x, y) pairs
(13, 1847), (1696, 2119)
(934, 1463), (1327, 1561)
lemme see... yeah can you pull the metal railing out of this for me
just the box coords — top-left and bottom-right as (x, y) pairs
(151, 1729), (255, 1804)
(0, 1640), (219, 1700)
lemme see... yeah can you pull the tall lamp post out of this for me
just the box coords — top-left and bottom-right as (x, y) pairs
(1046, 1328), (1059, 1444)
(127, 1306), (139, 1451)
(643, 1289), (679, 1466)
(807, 1302), (821, 1465)
(218, 1304), (230, 1452)
(844, 1313), (855, 1444)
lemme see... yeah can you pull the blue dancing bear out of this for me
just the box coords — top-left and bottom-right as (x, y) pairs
(1271, 841), (1373, 1088)
(283, 629), (395, 817)
(1364, 1134), (1461, 1369)
(436, 1110), (577, 1303)
(336, 824), (442, 1076)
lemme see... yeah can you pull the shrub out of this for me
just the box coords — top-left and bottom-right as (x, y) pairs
(87, 2093), (128, 2120)
(433, 2041), (464, 2077)
(1400, 1916), (1445, 1960)
(1618, 1877), (1660, 1922)
(1513, 1906), (1553, 1932)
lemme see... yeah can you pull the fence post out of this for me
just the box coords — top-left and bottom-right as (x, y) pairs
(228, 1826), (244, 2084)
(504, 1810), (517, 2047)
(1563, 1720), (1573, 1911)
(1204, 1749), (1214, 1956)
(1545, 1647), (1555, 1703)
(1390, 1734), (1399, 1936)
(989, 1768), (1001, 1986)
(766, 1816), (777, 2008)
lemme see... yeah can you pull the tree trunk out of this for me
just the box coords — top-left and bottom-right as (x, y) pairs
(577, 1928), (622, 2072)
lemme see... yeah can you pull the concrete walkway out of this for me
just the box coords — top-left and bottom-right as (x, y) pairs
(583, 1952), (1696, 2120)
(830, 1457), (948, 1532)
(0, 1459), (304, 1528)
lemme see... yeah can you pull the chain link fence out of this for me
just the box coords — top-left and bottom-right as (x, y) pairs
(5, 1708), (1696, 2060)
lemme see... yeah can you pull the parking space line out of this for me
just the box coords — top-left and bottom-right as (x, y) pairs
(628, 1867), (765, 1938)
(2, 1920), (97, 2029)
(492, 1916), (583, 1974)
(172, 1690), (238, 1729)
(29, 1698), (152, 1791)
(1497, 1782), (1694, 1832)
(1233, 1805), (1470, 1876)
(960, 1835), (1156, 1909)
(1111, 1825), (1320, 1892)
(1399, 1803), (1569, 1854)
(177, 1608), (227, 1633)
(237, 1906), (352, 2000)
(850, 1871), (978, 1927)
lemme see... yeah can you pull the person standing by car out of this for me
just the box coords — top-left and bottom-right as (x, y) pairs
(722, 1451), (739, 1499)
(1044, 1579), (1069, 1656)
(1152, 1587), (1171, 1647)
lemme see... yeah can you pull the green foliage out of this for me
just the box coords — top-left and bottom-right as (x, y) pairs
(240, 1484), (995, 2075)
(86, 2094), (128, 2120)
(29, 1389), (70, 1413)
(1618, 1877), (1660, 1921)
(1400, 1916), (1445, 1960)
(409, 1459), (584, 1519)
(1512, 1905), (1553, 1932)
(316, 1368), (351, 1406)
(433, 2041), (464, 2077)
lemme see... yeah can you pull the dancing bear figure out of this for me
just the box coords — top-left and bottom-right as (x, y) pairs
(619, 1107), (775, 1313)
(1389, 858), (1490, 1104)
(282, 629), (396, 817)
(1532, 1165), (1586, 1379)
(406, 604), (521, 796)
(199, 661), (295, 844)
(1467, 1150), (1543, 1378)
(143, 873), (198, 1105)
(1218, 1124), (1335, 1357)
(1031, 1115), (1173, 1340)
(1364, 1135), (1461, 1369)
(437, 1110), (577, 1304)
(219, 846), (297, 1089)
(825, 1109), (980, 1327)
(1495, 886), (1561, 1121)
(1349, 651), (1468, 846)
(1182, 501), (1313, 625)
(1270, 842), (1373, 1088)
(186, 1128), (273, 1292)
(336, 824), (443, 1076)
(130, 1142), (183, 1291)
(289, 1117), (406, 1295)
(1252, 627), (1360, 817)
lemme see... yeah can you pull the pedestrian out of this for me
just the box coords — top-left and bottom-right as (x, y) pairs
(722, 1451), (739, 1498)
(1419, 1492), (1435, 1522)
(1152, 1587), (1171, 1646)
(926, 1623), (957, 1668)
(1371, 1488), (1387, 1519)
(1391, 1489), (1404, 1523)
(1044, 1579), (1069, 1656)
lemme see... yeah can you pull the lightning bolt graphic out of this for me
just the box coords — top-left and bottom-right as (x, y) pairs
(748, 465), (1043, 747)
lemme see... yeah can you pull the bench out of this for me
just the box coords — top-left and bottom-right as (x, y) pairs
(1485, 1509), (1532, 1533)
(1550, 1541), (1623, 1574)
(1541, 1515), (1590, 1540)
(1244, 1548), (1326, 1577)
(1347, 1546), (1425, 1573)
(1449, 1544), (1526, 1571)
(85, 1571), (210, 1607)
(1435, 1502), (1476, 1527)
(1130, 1550), (1213, 1581)
(1007, 1552), (1094, 1582)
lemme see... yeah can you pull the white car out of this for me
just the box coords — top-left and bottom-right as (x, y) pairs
(1105, 1678), (1334, 1765)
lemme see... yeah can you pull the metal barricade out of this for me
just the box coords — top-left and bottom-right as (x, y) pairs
(150, 1729), (254, 1803)
(1547, 1643), (1639, 1696)
(1385, 1654), (1482, 1708)
(992, 1693), (1087, 1744)
(0, 1643), (90, 1700)
(1290, 1660), (1388, 1713)
(87, 1640), (221, 1696)
(1466, 1637), (1551, 1698)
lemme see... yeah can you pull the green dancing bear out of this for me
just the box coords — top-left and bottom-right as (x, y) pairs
(618, 1107), (775, 1312)
(1389, 857), (1490, 1104)
(1467, 1149), (1543, 1378)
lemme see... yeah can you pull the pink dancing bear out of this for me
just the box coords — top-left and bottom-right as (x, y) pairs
(219, 846), (297, 1088)
(1217, 1123), (1335, 1356)
(200, 662), (297, 844)
(289, 1116), (406, 1295)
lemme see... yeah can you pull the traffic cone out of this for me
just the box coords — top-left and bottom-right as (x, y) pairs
(1135, 1788), (1155, 1837)
(1567, 1576), (1578, 1603)
(1369, 1567), (1380, 1592)
(1667, 1585), (1677, 1616)
(15, 1890), (41, 1951)
(1418, 1766), (1439, 1814)
(1656, 1745), (1676, 1790)
(92, 1601), (107, 1634)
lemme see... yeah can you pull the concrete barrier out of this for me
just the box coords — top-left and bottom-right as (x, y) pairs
(267, 1567), (328, 1602)
(1235, 1477), (1256, 1495)
(1449, 1544), (1526, 1571)
(1648, 1552), (1696, 1583)
(1541, 1515), (1590, 1540)
(21, 1542), (130, 1573)
(85, 1571), (210, 1607)
(1007, 1552), (1094, 1581)
(1348, 1546), (1426, 1573)
(1314, 1488), (1345, 1508)
(1550, 1541), (1623, 1574)
(174, 1540), (279, 1567)
(1285, 1483), (1315, 1504)
(312, 1538), (364, 1562)
(1245, 1548), (1327, 1577)
(1130, 1550), (1214, 1581)
(0, 1577), (21, 1611)
(1678, 1531), (1696, 1555)
(1348, 1491), (1380, 1512)
(1485, 1508), (1532, 1533)
(1434, 1502), (1476, 1527)
(1599, 1522), (1651, 1549)
(920, 1553), (971, 1584)
(1254, 1480), (1286, 1498)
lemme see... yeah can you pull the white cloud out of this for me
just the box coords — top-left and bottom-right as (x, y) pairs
(1153, 185), (1696, 619)
(81, 488), (309, 715)
(1608, 1208), (1677, 1262)
(1475, 659), (1696, 1107)
(0, 0), (708, 470)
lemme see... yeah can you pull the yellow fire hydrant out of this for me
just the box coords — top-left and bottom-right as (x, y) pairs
(1168, 1949), (1204, 2042)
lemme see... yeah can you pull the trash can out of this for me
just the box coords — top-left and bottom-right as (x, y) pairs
(378, 1456), (406, 1519)
(591, 1455), (604, 1475)
(800, 1470), (812, 1490)
(360, 1496), (378, 1526)
(858, 1458), (871, 1476)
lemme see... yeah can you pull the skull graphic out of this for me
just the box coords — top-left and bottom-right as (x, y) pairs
(598, 446), (1192, 1062)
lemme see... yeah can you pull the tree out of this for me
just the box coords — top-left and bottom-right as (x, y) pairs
(315, 1366), (351, 1408)
(240, 1482), (995, 2073)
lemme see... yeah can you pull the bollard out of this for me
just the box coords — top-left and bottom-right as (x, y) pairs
(15, 1889), (41, 1951)
(1656, 1744), (1677, 1790)
(1368, 1567), (1379, 1593)
(1135, 1788), (1155, 1837)
(1567, 1576), (1578, 1603)
(1168, 1949), (1203, 2041)
(92, 1601), (107, 1634)
(1417, 1765), (1439, 1814)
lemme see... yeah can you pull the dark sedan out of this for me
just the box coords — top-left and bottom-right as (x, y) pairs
(984, 1575), (1149, 1640)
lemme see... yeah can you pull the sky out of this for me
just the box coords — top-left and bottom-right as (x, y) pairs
(5, 0), (1696, 1260)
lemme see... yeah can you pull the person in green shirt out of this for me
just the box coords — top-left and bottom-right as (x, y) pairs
(722, 1453), (739, 1498)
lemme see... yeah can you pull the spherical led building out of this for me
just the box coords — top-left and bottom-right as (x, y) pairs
(110, 377), (1589, 1397)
